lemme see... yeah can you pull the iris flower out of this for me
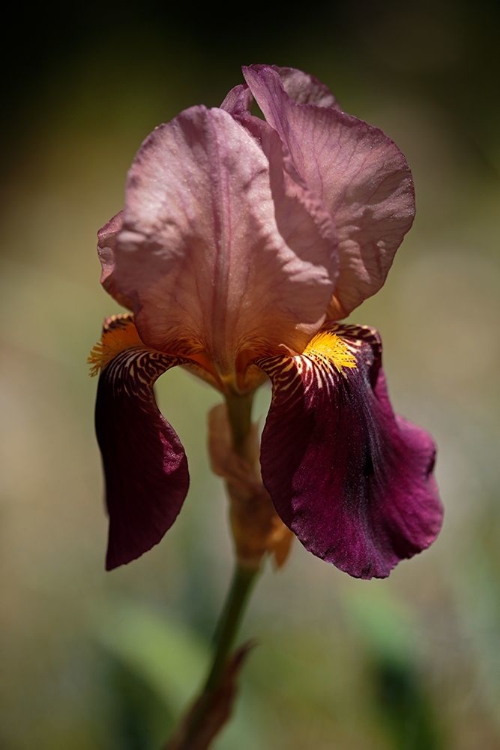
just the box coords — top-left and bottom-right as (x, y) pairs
(89, 65), (442, 579)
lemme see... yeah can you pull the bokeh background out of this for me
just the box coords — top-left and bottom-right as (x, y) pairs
(2, 1), (499, 747)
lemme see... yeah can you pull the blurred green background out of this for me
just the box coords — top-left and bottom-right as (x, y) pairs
(2, 1), (499, 748)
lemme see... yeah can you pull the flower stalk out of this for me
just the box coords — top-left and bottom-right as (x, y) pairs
(225, 391), (254, 458)
(204, 563), (259, 693)
(165, 564), (259, 750)
(165, 395), (261, 749)
(203, 391), (260, 694)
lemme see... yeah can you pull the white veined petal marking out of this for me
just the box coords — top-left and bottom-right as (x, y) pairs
(257, 324), (381, 410)
(88, 314), (188, 402)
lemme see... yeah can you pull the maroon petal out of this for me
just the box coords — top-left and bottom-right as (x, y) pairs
(257, 325), (442, 579)
(92, 316), (189, 570)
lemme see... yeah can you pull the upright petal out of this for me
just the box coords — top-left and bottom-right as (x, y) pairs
(90, 315), (189, 569)
(222, 86), (339, 289)
(220, 83), (254, 117)
(103, 105), (337, 391)
(243, 65), (415, 317)
(97, 211), (135, 310)
(221, 65), (339, 114)
(260, 65), (341, 108)
(257, 324), (442, 579)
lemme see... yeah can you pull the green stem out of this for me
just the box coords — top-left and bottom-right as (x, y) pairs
(204, 564), (259, 692)
(175, 564), (259, 749)
(169, 393), (261, 748)
(225, 391), (253, 457)
(202, 391), (258, 694)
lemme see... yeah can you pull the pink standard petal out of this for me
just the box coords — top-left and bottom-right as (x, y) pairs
(263, 65), (341, 108)
(97, 210), (135, 310)
(221, 86), (339, 329)
(95, 341), (189, 570)
(257, 325), (443, 579)
(221, 66), (339, 115)
(220, 84), (254, 118)
(222, 82), (338, 245)
(106, 106), (336, 387)
(243, 65), (415, 318)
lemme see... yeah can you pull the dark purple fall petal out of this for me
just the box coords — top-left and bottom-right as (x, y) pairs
(243, 65), (415, 319)
(257, 325), (442, 579)
(95, 334), (189, 570)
